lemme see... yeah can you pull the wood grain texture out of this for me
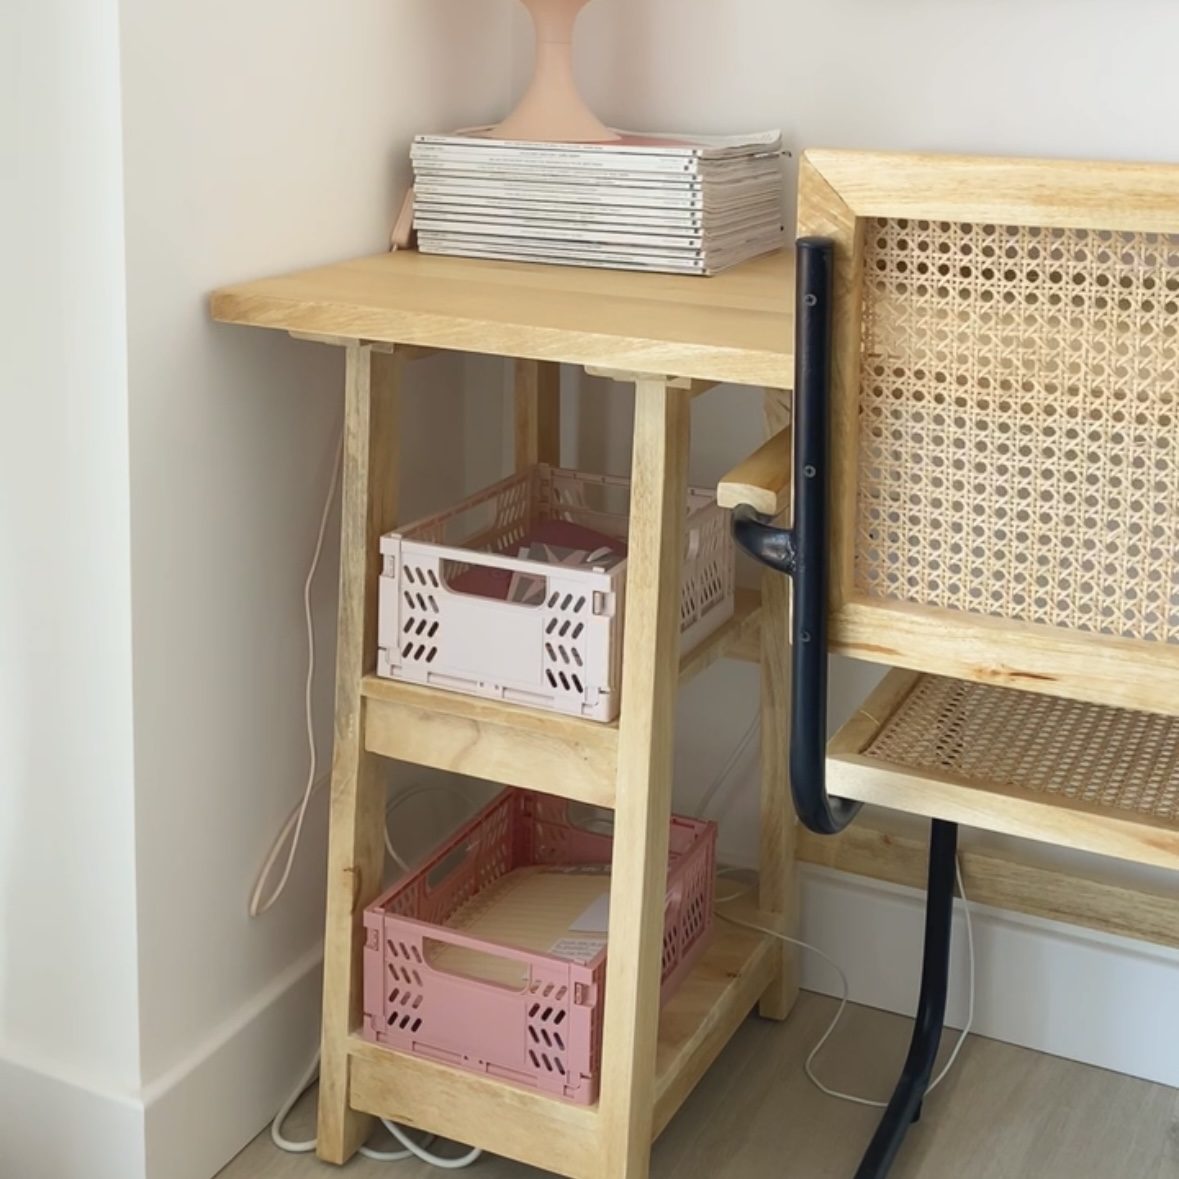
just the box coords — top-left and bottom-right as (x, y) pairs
(828, 670), (1179, 870)
(514, 359), (561, 470)
(797, 819), (1179, 952)
(361, 577), (760, 808)
(804, 148), (1179, 232)
(584, 366), (719, 398)
(832, 600), (1179, 719)
(757, 390), (799, 1020)
(716, 426), (792, 517)
(288, 331), (436, 359)
(210, 249), (796, 388)
(348, 1038), (600, 1179)
(317, 345), (401, 1163)
(832, 753), (1179, 871)
(219, 993), (1179, 1179)
(826, 667), (921, 757)
(361, 676), (618, 808)
(598, 380), (691, 1179)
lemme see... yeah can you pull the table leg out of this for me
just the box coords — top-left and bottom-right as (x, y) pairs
(759, 388), (800, 1020)
(317, 345), (402, 1163)
(514, 358), (562, 470)
(598, 379), (691, 1179)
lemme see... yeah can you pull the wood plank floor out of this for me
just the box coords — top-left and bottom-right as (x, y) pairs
(217, 994), (1179, 1179)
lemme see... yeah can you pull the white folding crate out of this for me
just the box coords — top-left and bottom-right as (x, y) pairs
(377, 465), (735, 721)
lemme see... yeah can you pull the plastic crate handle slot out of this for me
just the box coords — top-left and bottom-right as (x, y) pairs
(420, 931), (558, 993)
(432, 549), (552, 610)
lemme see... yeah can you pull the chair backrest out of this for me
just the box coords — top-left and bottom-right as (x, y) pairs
(798, 150), (1179, 716)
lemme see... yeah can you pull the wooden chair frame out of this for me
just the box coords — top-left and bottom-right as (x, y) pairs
(726, 149), (1179, 1179)
(800, 150), (1179, 718)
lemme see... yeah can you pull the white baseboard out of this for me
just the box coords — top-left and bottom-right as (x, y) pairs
(0, 1054), (145, 1179)
(142, 944), (323, 1179)
(797, 864), (1179, 1089)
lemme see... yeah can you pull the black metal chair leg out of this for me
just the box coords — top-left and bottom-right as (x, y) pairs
(731, 238), (962, 1176)
(853, 819), (959, 1179)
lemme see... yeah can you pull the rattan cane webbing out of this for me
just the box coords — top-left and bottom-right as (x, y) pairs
(864, 675), (1179, 822)
(858, 219), (1179, 645)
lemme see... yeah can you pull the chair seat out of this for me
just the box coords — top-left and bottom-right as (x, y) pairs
(827, 670), (1179, 870)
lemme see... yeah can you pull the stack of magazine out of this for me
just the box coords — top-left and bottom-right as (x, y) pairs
(409, 128), (787, 276)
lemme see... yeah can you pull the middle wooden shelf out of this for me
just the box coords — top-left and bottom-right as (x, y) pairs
(361, 587), (762, 809)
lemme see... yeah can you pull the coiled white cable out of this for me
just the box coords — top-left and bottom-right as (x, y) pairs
(716, 857), (976, 1108)
(270, 1047), (441, 1161)
(379, 1121), (483, 1170)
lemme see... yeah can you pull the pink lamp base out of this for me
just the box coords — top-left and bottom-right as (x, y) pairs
(492, 0), (619, 143)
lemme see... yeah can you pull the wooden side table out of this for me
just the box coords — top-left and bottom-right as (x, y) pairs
(211, 248), (797, 1179)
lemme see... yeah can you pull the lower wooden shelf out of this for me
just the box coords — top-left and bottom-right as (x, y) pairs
(346, 901), (775, 1179)
(829, 668), (1179, 870)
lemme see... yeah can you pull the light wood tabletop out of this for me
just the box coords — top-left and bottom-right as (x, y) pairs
(210, 249), (795, 388)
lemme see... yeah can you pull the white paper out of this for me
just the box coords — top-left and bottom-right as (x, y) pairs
(569, 893), (611, 933)
(549, 936), (608, 963)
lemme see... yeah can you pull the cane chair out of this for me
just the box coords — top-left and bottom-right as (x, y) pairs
(720, 151), (1179, 1178)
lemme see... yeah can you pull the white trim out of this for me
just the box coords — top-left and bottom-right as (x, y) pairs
(142, 944), (323, 1179)
(0, 1055), (145, 1179)
(797, 865), (1179, 1089)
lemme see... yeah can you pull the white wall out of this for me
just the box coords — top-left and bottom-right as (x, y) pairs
(0, 0), (144, 1174)
(116, 2), (514, 1175)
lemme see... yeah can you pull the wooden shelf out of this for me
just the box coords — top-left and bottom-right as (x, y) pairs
(829, 669), (1179, 870)
(362, 588), (763, 807)
(362, 674), (619, 807)
(209, 249), (795, 388)
(347, 898), (773, 1179)
(349, 1037), (600, 1179)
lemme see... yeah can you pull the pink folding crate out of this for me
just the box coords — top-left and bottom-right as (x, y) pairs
(376, 464), (735, 721)
(362, 788), (717, 1104)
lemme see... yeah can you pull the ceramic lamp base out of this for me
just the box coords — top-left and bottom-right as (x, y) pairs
(493, 0), (619, 143)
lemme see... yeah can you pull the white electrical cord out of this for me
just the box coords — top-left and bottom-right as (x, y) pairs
(250, 428), (482, 1168)
(379, 1121), (483, 1170)
(265, 781), (486, 1168)
(266, 781), (487, 1167)
(717, 858), (976, 1108)
(381, 782), (482, 875)
(270, 1047), (446, 1162)
(695, 715), (759, 820)
(249, 432), (344, 918)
